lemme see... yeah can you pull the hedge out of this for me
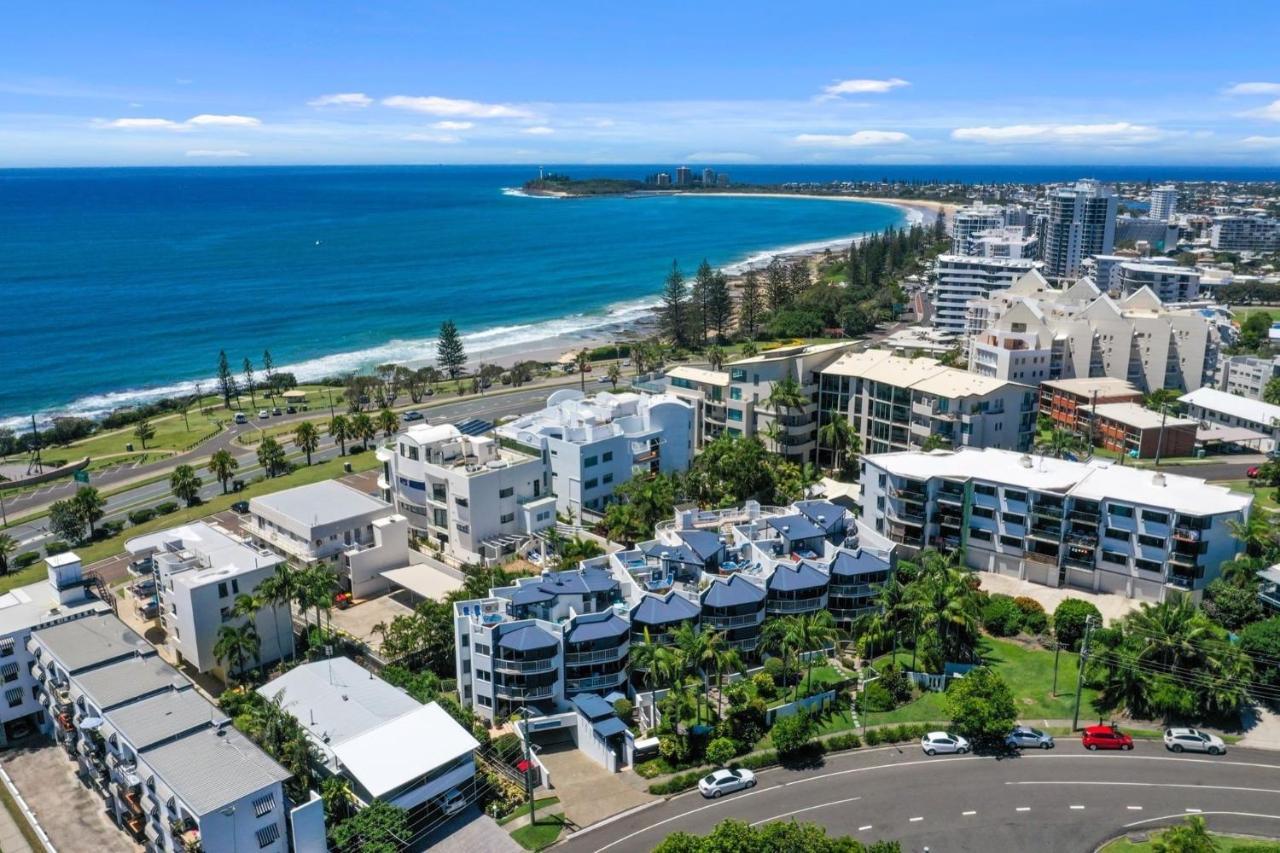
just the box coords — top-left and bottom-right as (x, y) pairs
(154, 501), (179, 516)
(44, 541), (70, 556)
(129, 508), (157, 525)
(13, 552), (41, 570)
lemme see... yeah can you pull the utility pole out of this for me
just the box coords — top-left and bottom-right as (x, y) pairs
(1087, 389), (1098, 458)
(1052, 640), (1062, 697)
(1071, 616), (1096, 732)
(327, 388), (336, 420)
(1153, 403), (1169, 466)
(520, 706), (536, 827)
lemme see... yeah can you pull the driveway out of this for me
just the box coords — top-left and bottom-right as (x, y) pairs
(537, 742), (654, 829)
(416, 806), (521, 852)
(329, 593), (413, 648)
(0, 738), (140, 853)
(975, 571), (1141, 626)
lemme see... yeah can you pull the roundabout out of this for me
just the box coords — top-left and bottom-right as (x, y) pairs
(557, 742), (1280, 853)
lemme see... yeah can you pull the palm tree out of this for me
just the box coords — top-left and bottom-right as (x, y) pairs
(707, 631), (743, 718)
(817, 416), (859, 476)
(329, 414), (351, 456)
(133, 418), (156, 449)
(0, 534), (15, 575)
(909, 556), (981, 665)
(671, 623), (709, 724)
(1229, 515), (1277, 560)
(257, 567), (296, 662)
(257, 436), (286, 478)
(575, 349), (590, 392)
(351, 413), (376, 450)
(797, 611), (838, 697)
(232, 591), (262, 624)
(761, 419), (785, 454)
(761, 616), (802, 697)
(293, 421), (320, 466)
(72, 487), (106, 538)
(208, 449), (239, 493)
(706, 345), (726, 371)
(738, 341), (759, 358)
(214, 623), (260, 681)
(606, 362), (622, 391)
(169, 464), (203, 507)
(1126, 596), (1217, 672)
(764, 377), (807, 458)
(376, 409), (398, 439)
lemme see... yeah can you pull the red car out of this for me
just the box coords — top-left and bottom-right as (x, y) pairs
(1248, 466), (1261, 479)
(1082, 725), (1134, 751)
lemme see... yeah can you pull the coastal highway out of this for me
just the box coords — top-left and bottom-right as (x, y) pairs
(3, 383), (571, 554)
(559, 742), (1280, 853)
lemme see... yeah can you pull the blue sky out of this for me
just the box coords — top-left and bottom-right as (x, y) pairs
(4, 0), (1280, 166)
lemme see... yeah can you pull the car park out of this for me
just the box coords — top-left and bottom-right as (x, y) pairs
(258, 410), (270, 420)
(1164, 727), (1226, 755)
(1006, 726), (1055, 749)
(231, 500), (250, 514)
(921, 731), (970, 755)
(1082, 725), (1133, 750)
(697, 768), (756, 798)
(233, 412), (249, 424)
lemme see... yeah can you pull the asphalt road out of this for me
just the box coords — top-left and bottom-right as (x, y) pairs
(5, 384), (567, 553)
(559, 742), (1280, 853)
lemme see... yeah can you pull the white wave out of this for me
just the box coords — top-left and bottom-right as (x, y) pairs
(500, 187), (560, 199)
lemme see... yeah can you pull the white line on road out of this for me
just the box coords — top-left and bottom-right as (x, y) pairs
(1015, 807), (1031, 812)
(858, 825), (873, 831)
(1006, 781), (1280, 796)
(748, 797), (861, 827)
(962, 810), (977, 816)
(1185, 808), (1202, 813)
(909, 816), (924, 822)
(1069, 805), (1085, 810)
(590, 789), (769, 853)
(1127, 806), (1143, 810)
(1126, 811), (1280, 829)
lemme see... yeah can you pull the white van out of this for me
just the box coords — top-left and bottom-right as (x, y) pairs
(233, 412), (248, 425)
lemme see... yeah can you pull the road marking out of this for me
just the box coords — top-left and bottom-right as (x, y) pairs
(590, 788), (771, 851)
(1186, 808), (1202, 813)
(909, 816), (924, 822)
(1015, 807), (1031, 812)
(1126, 811), (1280, 829)
(858, 825), (873, 831)
(1069, 805), (1085, 810)
(962, 810), (977, 816)
(1127, 806), (1143, 811)
(1006, 781), (1280, 796)
(748, 797), (861, 827)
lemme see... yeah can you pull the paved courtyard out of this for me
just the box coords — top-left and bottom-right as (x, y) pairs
(536, 742), (654, 829)
(329, 592), (414, 647)
(975, 570), (1143, 625)
(0, 739), (140, 853)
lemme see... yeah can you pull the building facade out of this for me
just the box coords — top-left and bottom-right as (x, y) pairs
(1179, 387), (1280, 451)
(1149, 185), (1178, 221)
(1116, 262), (1200, 302)
(1039, 377), (1143, 433)
(1077, 402), (1199, 459)
(931, 254), (1038, 335)
(1211, 215), (1280, 253)
(1042, 180), (1117, 280)
(1220, 354), (1280, 400)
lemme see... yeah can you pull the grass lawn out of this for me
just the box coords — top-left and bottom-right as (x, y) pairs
(497, 798), (560, 826)
(35, 408), (224, 464)
(0, 452), (381, 595)
(1228, 305), (1280, 328)
(510, 814), (568, 850)
(1218, 479), (1278, 512)
(1101, 830), (1280, 852)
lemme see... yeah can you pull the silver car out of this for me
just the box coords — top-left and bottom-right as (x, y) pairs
(1006, 726), (1055, 749)
(697, 768), (756, 798)
(920, 731), (970, 755)
(1164, 727), (1226, 755)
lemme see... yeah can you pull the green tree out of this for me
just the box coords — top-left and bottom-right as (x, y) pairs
(132, 418), (156, 449)
(243, 357), (257, 409)
(1201, 576), (1263, 631)
(0, 534), (15, 575)
(72, 486), (106, 538)
(575, 349), (591, 392)
(603, 473), (682, 543)
(1053, 598), (1102, 650)
(208, 448), (239, 493)
(738, 271), (762, 339)
(257, 436), (286, 477)
(660, 261), (689, 347)
(1151, 815), (1218, 853)
(214, 622), (260, 680)
(217, 349), (239, 408)
(769, 711), (816, 755)
(945, 666), (1016, 746)
(797, 610), (838, 697)
(920, 433), (952, 452)
(761, 616), (802, 698)
(329, 414), (351, 456)
(169, 464), (203, 507)
(436, 319), (467, 380)
(257, 566), (297, 663)
(351, 412), (376, 450)
(1264, 376), (1280, 406)
(49, 500), (85, 544)
(817, 415), (859, 476)
(763, 377), (807, 458)
(705, 736), (737, 766)
(1239, 311), (1273, 351)
(765, 258), (790, 311)
(606, 361), (622, 390)
(329, 799), (408, 853)
(683, 434), (775, 507)
(376, 408), (397, 439)
(262, 349), (275, 391)
(293, 421), (320, 466)
(691, 259), (715, 345)
(707, 271), (733, 341)
(705, 344), (726, 372)
(1241, 616), (1280, 690)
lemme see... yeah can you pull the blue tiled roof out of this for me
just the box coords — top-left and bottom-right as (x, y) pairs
(567, 611), (629, 643)
(701, 575), (765, 609)
(630, 592), (700, 626)
(829, 549), (890, 577)
(642, 541), (703, 566)
(795, 500), (847, 533)
(510, 584), (556, 605)
(677, 530), (724, 562)
(593, 716), (629, 738)
(497, 624), (559, 652)
(512, 568), (619, 604)
(767, 561), (829, 592)
(571, 693), (615, 721)
(767, 514), (827, 541)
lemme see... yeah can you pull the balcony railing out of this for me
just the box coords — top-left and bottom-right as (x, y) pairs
(727, 637), (761, 652)
(492, 657), (556, 674)
(1024, 549), (1059, 565)
(766, 595), (828, 614)
(702, 612), (763, 629)
(565, 672), (627, 692)
(563, 644), (629, 666)
(493, 683), (555, 701)
(1172, 527), (1201, 543)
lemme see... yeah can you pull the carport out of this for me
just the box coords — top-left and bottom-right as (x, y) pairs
(381, 563), (463, 606)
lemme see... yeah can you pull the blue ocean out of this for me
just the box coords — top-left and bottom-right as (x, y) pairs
(2, 163), (1277, 423)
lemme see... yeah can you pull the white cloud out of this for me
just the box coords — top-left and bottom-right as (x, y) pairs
(951, 122), (1163, 144)
(821, 77), (909, 98)
(683, 151), (760, 163)
(521, 126), (554, 135)
(308, 92), (372, 108)
(1225, 82), (1280, 96)
(1241, 135), (1280, 147)
(1242, 99), (1280, 121)
(433, 120), (474, 130)
(402, 133), (462, 144)
(382, 95), (532, 118)
(186, 114), (262, 127)
(100, 117), (185, 130)
(185, 149), (250, 158)
(792, 130), (911, 147)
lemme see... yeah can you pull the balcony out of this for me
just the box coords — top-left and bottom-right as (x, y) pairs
(563, 644), (629, 666)
(766, 595), (828, 614)
(1169, 551), (1199, 568)
(727, 637), (761, 652)
(1030, 504), (1065, 520)
(937, 491), (965, 506)
(1062, 556), (1095, 571)
(887, 504), (925, 525)
(1026, 525), (1062, 543)
(1024, 549), (1059, 566)
(1069, 509), (1100, 525)
(493, 683), (555, 701)
(565, 672), (627, 692)
(1172, 526), (1201, 543)
(702, 612), (762, 629)
(492, 657), (555, 675)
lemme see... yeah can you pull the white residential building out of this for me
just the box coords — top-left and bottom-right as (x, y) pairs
(1043, 180), (1117, 280)
(1116, 262), (1200, 302)
(497, 390), (693, 519)
(259, 657), (478, 812)
(377, 424), (557, 564)
(859, 448), (1251, 601)
(125, 522), (293, 678)
(951, 204), (1010, 254)
(1220, 355), (1280, 400)
(1082, 254), (1136, 294)
(932, 254), (1038, 335)
(818, 349), (1037, 455)
(247, 480), (410, 598)
(0, 553), (111, 747)
(1179, 387), (1280, 451)
(1150, 185), (1178, 221)
(970, 226), (1039, 259)
(29, 612), (291, 852)
(1211, 215), (1280, 253)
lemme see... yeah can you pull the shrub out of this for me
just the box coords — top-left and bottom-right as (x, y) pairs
(864, 727), (883, 745)
(825, 733), (861, 751)
(128, 508), (157, 525)
(440, 677), (457, 694)
(770, 712), (815, 756)
(736, 749), (778, 770)
(101, 519), (126, 536)
(1013, 596), (1048, 634)
(613, 698), (634, 723)
(981, 594), (1024, 636)
(763, 657), (785, 682)
(154, 501), (179, 516)
(659, 734), (689, 764)
(634, 760), (665, 779)
(14, 552), (41, 570)
(44, 540), (70, 557)
(649, 770), (703, 796)
(752, 672), (777, 700)
(858, 681), (896, 712)
(880, 665), (913, 704)
(1053, 599), (1102, 650)
(705, 737), (738, 766)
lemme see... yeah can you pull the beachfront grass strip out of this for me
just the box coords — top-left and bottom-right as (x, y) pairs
(509, 813), (568, 850)
(34, 409), (224, 465)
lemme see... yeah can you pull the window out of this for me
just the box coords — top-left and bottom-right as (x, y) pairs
(499, 487), (514, 499)
(500, 513), (515, 524)
(457, 523), (470, 534)
(999, 535), (1022, 549)
(232, 579), (240, 595)
(974, 484), (997, 497)
(0, 638), (13, 658)
(5, 688), (22, 708)
(478, 695), (493, 708)
(1109, 504), (1134, 518)
(727, 409), (743, 422)
(1137, 534), (1164, 549)
(971, 506), (995, 520)
(455, 497), (469, 508)
(603, 473), (614, 485)
(255, 823), (281, 849)
(218, 582), (229, 598)
(603, 451), (613, 462)
(1004, 489), (1028, 504)
(477, 670), (491, 682)
(730, 387), (742, 400)
(1135, 558), (1163, 573)
(1104, 528), (1130, 542)
(1003, 513), (1026, 527)
(969, 528), (993, 542)
(584, 478), (598, 490)
(1101, 551), (1127, 565)
(584, 455), (598, 468)
(1141, 510), (1170, 525)
(474, 643), (489, 656)
(1, 663), (18, 683)
(252, 794), (276, 818)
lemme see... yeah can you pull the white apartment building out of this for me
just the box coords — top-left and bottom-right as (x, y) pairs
(970, 226), (1039, 259)
(1211, 215), (1280, 253)
(0, 554), (111, 747)
(859, 448), (1251, 601)
(1179, 387), (1280, 451)
(125, 522), (292, 678)
(951, 204), (1010, 254)
(818, 349), (1036, 455)
(1116, 262), (1200, 302)
(248, 480), (409, 598)
(663, 341), (856, 461)
(29, 612), (291, 852)
(966, 269), (1230, 392)
(1043, 180), (1117, 280)
(1082, 254), (1136, 294)
(1150, 185), (1178, 221)
(932, 254), (1038, 335)
(1220, 354), (1280, 400)
(378, 423), (557, 564)
(497, 390), (693, 519)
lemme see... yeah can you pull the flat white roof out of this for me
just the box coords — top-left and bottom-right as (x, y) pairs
(125, 521), (280, 581)
(1180, 387), (1280, 427)
(249, 480), (391, 528)
(666, 365), (730, 387)
(1041, 377), (1141, 398)
(864, 448), (1251, 516)
(382, 564), (463, 602)
(332, 703), (478, 798)
(1082, 402), (1198, 430)
(822, 349), (1023, 397)
(0, 581), (110, 637)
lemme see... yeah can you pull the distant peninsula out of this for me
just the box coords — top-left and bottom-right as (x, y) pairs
(522, 174), (646, 197)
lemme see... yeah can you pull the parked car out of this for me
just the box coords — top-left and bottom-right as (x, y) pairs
(698, 768), (756, 798)
(271, 407), (283, 416)
(440, 788), (467, 816)
(231, 500), (250, 514)
(286, 405), (297, 414)
(921, 732), (970, 755)
(1006, 726), (1055, 750)
(7, 720), (31, 741)
(1164, 727), (1226, 755)
(258, 410), (270, 420)
(233, 412), (249, 425)
(1082, 725), (1133, 751)
(402, 411), (425, 422)
(1248, 465), (1261, 479)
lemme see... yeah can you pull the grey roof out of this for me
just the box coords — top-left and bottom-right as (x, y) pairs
(143, 725), (290, 817)
(250, 479), (391, 528)
(630, 592), (700, 626)
(766, 514), (827, 542)
(566, 612), (629, 643)
(509, 584), (556, 606)
(767, 561), (829, 593)
(497, 624), (559, 652)
(257, 657), (420, 748)
(641, 542), (703, 566)
(571, 693), (614, 721)
(794, 500), (847, 534)
(701, 575), (765, 609)
(105, 689), (225, 752)
(511, 568), (619, 604)
(75, 655), (189, 712)
(676, 530), (724, 562)
(32, 613), (152, 674)
(0, 580), (110, 637)
(593, 716), (629, 738)
(829, 549), (891, 578)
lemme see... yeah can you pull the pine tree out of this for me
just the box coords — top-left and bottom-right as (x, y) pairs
(691, 259), (715, 345)
(216, 350), (239, 409)
(738, 270), (761, 340)
(436, 320), (467, 379)
(262, 349), (275, 390)
(706, 271), (733, 343)
(765, 258), (789, 311)
(787, 262), (811, 296)
(659, 261), (688, 347)
(243, 357), (257, 409)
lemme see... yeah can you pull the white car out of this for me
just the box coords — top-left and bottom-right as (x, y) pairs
(439, 788), (467, 815)
(921, 731), (970, 755)
(257, 410), (270, 420)
(1164, 727), (1226, 755)
(697, 768), (756, 798)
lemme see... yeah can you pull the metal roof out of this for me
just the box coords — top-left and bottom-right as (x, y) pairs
(828, 549), (890, 578)
(794, 500), (846, 534)
(143, 725), (290, 817)
(701, 575), (765, 609)
(566, 612), (629, 643)
(571, 693), (615, 721)
(641, 542), (703, 566)
(676, 530), (724, 562)
(257, 657), (420, 749)
(332, 703), (478, 800)
(249, 480), (391, 529)
(766, 514), (827, 542)
(630, 592), (700, 626)
(74, 655), (189, 713)
(767, 561), (829, 592)
(455, 418), (494, 436)
(592, 717), (629, 738)
(32, 613), (153, 674)
(497, 624), (559, 652)
(105, 689), (226, 752)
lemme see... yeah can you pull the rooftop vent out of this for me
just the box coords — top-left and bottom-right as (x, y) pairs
(1020, 455), (1033, 468)
(1152, 472), (1166, 487)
